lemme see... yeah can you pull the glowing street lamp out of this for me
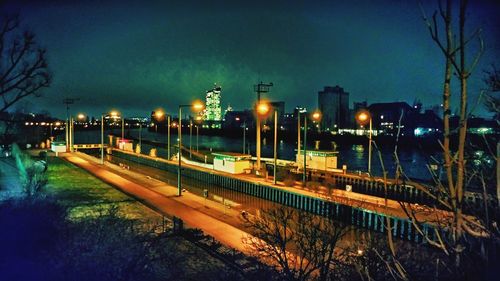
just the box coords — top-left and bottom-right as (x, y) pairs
(154, 109), (172, 159)
(302, 110), (322, 186)
(68, 113), (86, 152)
(177, 100), (204, 196)
(255, 101), (270, 172)
(194, 115), (203, 152)
(356, 110), (372, 175)
(101, 111), (120, 164)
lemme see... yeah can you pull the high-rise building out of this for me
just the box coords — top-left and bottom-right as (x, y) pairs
(204, 84), (222, 122)
(269, 101), (285, 124)
(318, 86), (349, 131)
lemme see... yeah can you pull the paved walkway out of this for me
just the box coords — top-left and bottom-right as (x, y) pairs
(63, 153), (255, 254)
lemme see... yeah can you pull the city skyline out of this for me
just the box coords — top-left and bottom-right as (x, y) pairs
(2, 0), (499, 118)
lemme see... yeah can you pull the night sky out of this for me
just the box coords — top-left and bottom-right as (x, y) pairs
(3, 0), (500, 118)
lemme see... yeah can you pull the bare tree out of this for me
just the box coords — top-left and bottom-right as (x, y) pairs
(242, 207), (350, 281)
(384, 1), (499, 278)
(483, 65), (500, 123)
(0, 13), (50, 114)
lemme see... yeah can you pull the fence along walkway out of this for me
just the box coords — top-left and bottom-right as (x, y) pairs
(112, 149), (440, 243)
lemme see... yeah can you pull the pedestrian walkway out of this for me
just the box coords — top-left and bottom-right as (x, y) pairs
(63, 153), (254, 254)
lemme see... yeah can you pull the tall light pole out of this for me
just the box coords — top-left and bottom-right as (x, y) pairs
(121, 117), (125, 140)
(189, 118), (193, 159)
(256, 101), (271, 176)
(68, 113), (85, 153)
(273, 110), (278, 185)
(178, 101), (204, 196)
(154, 110), (171, 159)
(356, 110), (372, 175)
(254, 82), (273, 172)
(297, 111), (301, 158)
(302, 110), (321, 186)
(100, 114), (105, 164)
(236, 116), (246, 154)
(243, 121), (246, 154)
(167, 115), (171, 159)
(139, 122), (142, 151)
(194, 115), (202, 153)
(69, 116), (73, 152)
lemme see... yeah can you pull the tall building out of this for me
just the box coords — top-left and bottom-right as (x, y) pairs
(203, 84), (222, 128)
(318, 86), (349, 131)
(269, 101), (285, 124)
(204, 84), (222, 122)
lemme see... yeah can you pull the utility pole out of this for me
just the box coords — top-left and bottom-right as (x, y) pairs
(63, 97), (79, 152)
(254, 82), (273, 172)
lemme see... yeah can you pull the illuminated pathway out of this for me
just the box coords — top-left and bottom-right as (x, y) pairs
(63, 154), (254, 255)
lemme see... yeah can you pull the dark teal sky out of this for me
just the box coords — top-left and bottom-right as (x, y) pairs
(3, 0), (500, 118)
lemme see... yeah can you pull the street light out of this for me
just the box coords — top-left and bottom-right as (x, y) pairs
(154, 110), (171, 159)
(236, 116), (247, 154)
(194, 115), (202, 152)
(356, 110), (372, 175)
(68, 113), (86, 152)
(189, 118), (193, 158)
(302, 110), (321, 186)
(101, 111), (120, 164)
(255, 101), (271, 172)
(177, 100), (204, 196)
(273, 110), (278, 185)
(109, 111), (124, 141)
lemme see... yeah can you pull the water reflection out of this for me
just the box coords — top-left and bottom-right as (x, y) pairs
(72, 128), (438, 181)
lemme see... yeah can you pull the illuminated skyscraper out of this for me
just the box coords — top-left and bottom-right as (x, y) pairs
(204, 84), (222, 128)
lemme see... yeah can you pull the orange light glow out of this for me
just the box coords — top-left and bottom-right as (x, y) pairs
(256, 102), (270, 116)
(312, 111), (321, 121)
(192, 100), (204, 111)
(355, 110), (371, 125)
(155, 110), (164, 118)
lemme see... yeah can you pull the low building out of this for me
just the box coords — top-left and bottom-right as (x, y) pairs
(51, 141), (67, 153)
(213, 152), (252, 174)
(296, 150), (338, 171)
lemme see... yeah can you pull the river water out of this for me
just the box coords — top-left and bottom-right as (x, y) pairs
(71, 128), (440, 181)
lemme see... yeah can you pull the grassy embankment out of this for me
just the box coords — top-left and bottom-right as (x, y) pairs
(43, 156), (237, 278)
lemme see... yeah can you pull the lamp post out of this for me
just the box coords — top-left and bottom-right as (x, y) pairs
(302, 110), (321, 186)
(297, 111), (300, 158)
(68, 113), (86, 152)
(101, 111), (120, 163)
(194, 115), (202, 153)
(189, 118), (193, 159)
(273, 110), (278, 185)
(236, 116), (247, 154)
(356, 110), (372, 175)
(121, 116), (124, 140)
(139, 122), (142, 152)
(154, 110), (171, 159)
(167, 115), (171, 158)
(178, 101), (204, 196)
(109, 111), (122, 145)
(100, 114), (105, 164)
(256, 101), (270, 173)
(254, 82), (273, 172)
